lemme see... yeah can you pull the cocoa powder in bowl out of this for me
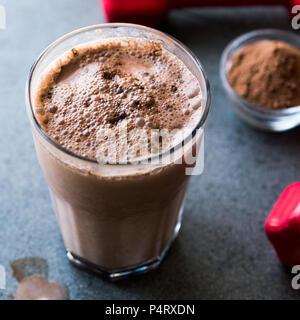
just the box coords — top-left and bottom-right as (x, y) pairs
(227, 40), (300, 109)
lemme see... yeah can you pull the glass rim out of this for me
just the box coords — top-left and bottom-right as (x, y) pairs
(26, 23), (211, 165)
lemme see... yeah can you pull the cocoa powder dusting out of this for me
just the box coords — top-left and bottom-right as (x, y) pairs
(227, 40), (300, 109)
(34, 39), (202, 161)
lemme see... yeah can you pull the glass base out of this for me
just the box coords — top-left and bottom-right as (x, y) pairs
(66, 208), (183, 281)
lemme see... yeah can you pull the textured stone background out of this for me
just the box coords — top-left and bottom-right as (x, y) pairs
(0, 0), (299, 300)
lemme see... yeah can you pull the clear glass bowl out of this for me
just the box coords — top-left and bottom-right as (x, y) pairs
(220, 29), (300, 132)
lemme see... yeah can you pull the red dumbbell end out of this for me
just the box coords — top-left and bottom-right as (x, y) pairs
(265, 182), (300, 266)
(100, 0), (168, 26)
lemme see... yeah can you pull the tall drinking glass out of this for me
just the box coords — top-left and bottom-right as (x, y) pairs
(26, 24), (210, 280)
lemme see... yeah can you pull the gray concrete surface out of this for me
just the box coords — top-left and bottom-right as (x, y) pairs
(0, 0), (299, 300)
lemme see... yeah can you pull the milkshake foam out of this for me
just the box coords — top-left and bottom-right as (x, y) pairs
(33, 38), (203, 163)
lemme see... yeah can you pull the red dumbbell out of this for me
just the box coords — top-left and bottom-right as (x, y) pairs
(101, 0), (300, 25)
(266, 182), (300, 266)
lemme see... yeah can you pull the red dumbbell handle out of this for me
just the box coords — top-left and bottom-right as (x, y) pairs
(101, 0), (300, 25)
(171, 0), (288, 9)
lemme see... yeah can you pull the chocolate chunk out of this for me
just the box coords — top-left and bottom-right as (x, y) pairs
(102, 71), (114, 80)
(72, 48), (79, 56)
(48, 105), (57, 114)
(171, 85), (177, 93)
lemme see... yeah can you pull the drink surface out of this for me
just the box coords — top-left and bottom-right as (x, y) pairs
(33, 38), (203, 162)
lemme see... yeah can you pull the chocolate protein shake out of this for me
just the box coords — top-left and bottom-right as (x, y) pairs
(26, 24), (210, 279)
